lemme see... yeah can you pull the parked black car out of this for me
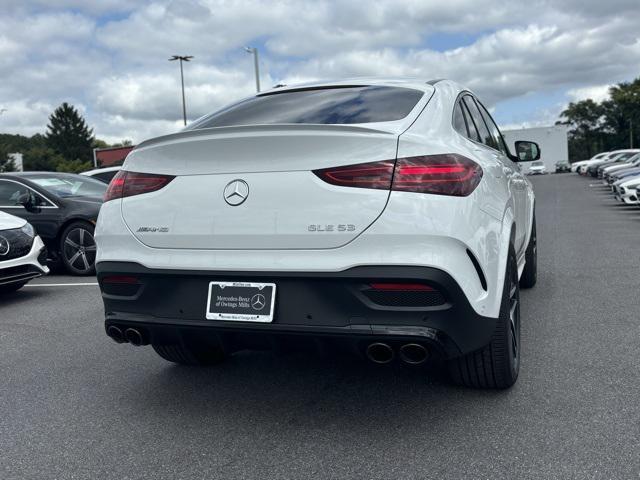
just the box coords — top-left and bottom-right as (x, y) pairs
(555, 160), (570, 173)
(0, 172), (106, 275)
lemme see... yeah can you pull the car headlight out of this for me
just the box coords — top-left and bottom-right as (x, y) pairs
(20, 222), (35, 238)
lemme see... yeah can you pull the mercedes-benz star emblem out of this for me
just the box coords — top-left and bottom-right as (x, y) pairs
(223, 179), (249, 206)
(251, 294), (266, 311)
(0, 235), (9, 256)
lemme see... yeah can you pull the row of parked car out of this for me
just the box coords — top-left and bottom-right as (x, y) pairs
(571, 149), (640, 204)
(0, 166), (121, 292)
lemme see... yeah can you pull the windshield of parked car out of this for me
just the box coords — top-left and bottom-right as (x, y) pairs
(532, 161), (544, 166)
(612, 152), (635, 161)
(187, 86), (425, 129)
(627, 153), (640, 164)
(30, 175), (107, 199)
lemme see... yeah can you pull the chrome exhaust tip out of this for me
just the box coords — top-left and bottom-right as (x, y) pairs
(366, 342), (395, 364)
(106, 326), (125, 344)
(398, 343), (429, 365)
(124, 328), (144, 346)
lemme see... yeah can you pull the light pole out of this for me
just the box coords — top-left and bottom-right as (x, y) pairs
(244, 47), (260, 92)
(169, 55), (193, 125)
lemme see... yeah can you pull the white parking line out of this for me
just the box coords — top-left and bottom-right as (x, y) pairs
(25, 283), (99, 287)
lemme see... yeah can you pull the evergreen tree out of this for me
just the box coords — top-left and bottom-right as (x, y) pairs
(45, 103), (94, 163)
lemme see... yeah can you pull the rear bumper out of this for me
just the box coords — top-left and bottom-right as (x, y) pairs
(97, 262), (499, 358)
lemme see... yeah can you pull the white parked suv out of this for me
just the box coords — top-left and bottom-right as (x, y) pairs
(0, 211), (48, 292)
(614, 177), (640, 204)
(95, 79), (538, 389)
(528, 161), (547, 175)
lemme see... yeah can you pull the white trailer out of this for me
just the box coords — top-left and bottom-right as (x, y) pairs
(502, 125), (568, 174)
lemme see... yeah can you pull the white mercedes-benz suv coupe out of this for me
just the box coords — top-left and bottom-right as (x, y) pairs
(96, 79), (538, 389)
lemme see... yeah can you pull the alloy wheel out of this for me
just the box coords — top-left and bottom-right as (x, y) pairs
(63, 227), (97, 273)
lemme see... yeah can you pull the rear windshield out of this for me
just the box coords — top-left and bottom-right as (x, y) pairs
(187, 86), (424, 129)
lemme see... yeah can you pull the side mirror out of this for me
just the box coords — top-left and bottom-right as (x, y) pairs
(514, 141), (541, 162)
(18, 192), (42, 213)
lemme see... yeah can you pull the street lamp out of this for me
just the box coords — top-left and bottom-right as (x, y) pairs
(243, 46), (260, 92)
(169, 55), (193, 126)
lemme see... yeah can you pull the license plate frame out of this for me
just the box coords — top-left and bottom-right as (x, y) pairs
(206, 281), (276, 322)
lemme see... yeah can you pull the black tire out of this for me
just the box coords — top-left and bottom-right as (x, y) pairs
(152, 342), (225, 366)
(0, 282), (27, 294)
(520, 212), (537, 288)
(448, 244), (520, 389)
(59, 221), (97, 276)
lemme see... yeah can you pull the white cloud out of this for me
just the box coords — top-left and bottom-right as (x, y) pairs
(1, 0), (639, 143)
(567, 85), (611, 103)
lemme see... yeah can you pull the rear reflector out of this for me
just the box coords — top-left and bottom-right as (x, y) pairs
(104, 171), (175, 202)
(102, 275), (139, 284)
(369, 283), (435, 291)
(313, 154), (482, 196)
(101, 275), (141, 297)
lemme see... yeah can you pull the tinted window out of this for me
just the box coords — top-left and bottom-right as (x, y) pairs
(476, 100), (508, 155)
(460, 100), (481, 142)
(463, 96), (498, 149)
(453, 101), (469, 137)
(0, 180), (49, 207)
(188, 86), (424, 129)
(0, 180), (28, 206)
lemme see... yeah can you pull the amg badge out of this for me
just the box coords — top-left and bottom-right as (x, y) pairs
(308, 224), (356, 232)
(136, 226), (169, 233)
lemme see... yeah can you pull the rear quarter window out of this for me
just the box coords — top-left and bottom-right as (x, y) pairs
(188, 86), (424, 129)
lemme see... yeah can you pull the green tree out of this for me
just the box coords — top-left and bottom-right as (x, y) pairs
(92, 138), (110, 149)
(111, 139), (133, 147)
(558, 77), (640, 161)
(55, 158), (92, 173)
(602, 78), (640, 149)
(22, 147), (65, 171)
(558, 99), (605, 161)
(45, 103), (94, 163)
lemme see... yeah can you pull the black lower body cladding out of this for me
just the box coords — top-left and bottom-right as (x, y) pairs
(97, 262), (498, 359)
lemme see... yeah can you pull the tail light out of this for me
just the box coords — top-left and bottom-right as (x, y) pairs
(313, 161), (394, 190)
(313, 154), (482, 197)
(104, 171), (175, 202)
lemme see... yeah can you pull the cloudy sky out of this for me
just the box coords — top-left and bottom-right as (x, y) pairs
(1, 0), (639, 144)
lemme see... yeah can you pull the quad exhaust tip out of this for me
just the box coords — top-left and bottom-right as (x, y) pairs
(398, 343), (429, 365)
(366, 343), (395, 364)
(107, 326), (147, 346)
(366, 342), (430, 365)
(124, 328), (144, 346)
(106, 326), (125, 344)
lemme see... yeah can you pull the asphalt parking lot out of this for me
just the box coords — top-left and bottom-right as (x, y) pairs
(1, 174), (639, 479)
